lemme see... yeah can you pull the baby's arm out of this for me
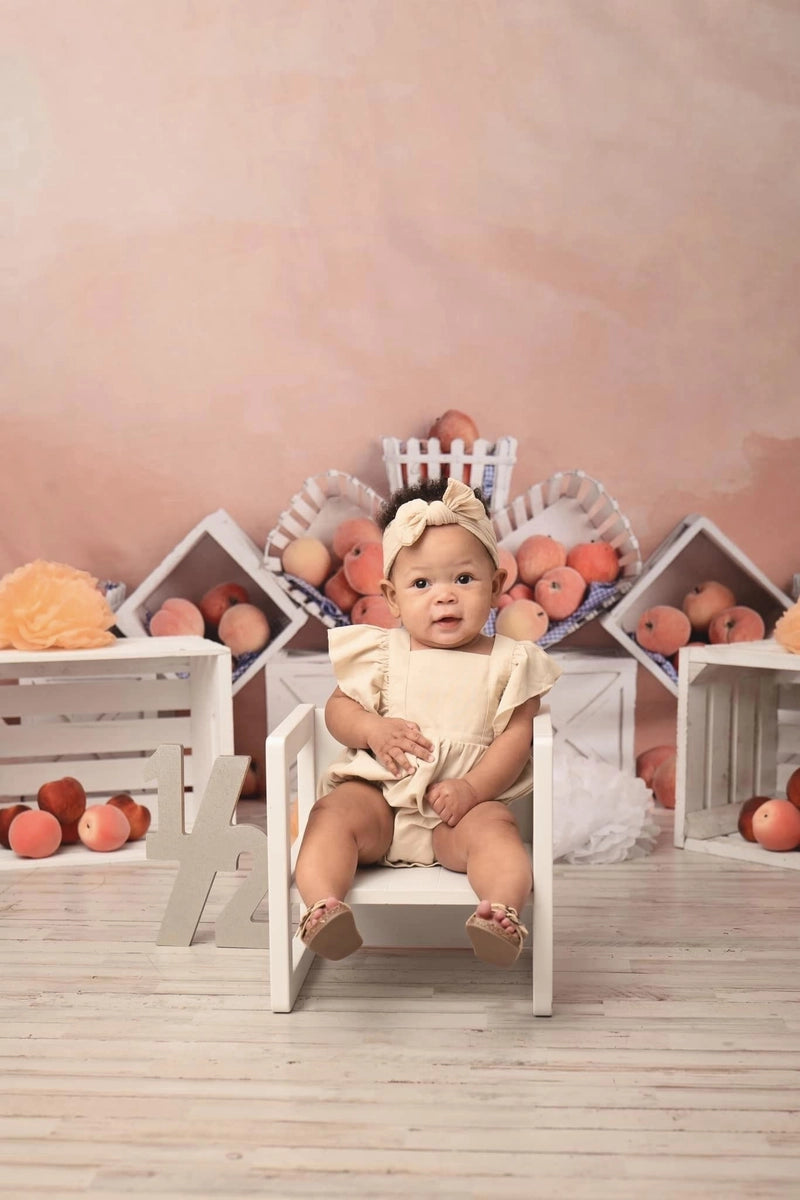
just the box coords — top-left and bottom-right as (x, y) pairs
(426, 695), (541, 826)
(325, 687), (434, 779)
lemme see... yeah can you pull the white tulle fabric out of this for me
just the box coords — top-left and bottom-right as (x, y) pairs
(552, 742), (659, 864)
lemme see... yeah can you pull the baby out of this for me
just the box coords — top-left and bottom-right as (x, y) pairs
(294, 477), (561, 967)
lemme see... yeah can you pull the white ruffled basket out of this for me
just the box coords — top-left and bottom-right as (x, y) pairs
(263, 471), (388, 629)
(489, 469), (642, 647)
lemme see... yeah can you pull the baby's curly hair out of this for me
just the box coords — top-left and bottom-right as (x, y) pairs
(377, 477), (490, 530)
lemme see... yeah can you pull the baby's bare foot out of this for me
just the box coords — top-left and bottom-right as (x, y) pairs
(305, 896), (341, 932)
(475, 899), (516, 933)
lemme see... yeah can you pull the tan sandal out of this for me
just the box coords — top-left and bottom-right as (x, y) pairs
(466, 904), (528, 967)
(298, 899), (362, 961)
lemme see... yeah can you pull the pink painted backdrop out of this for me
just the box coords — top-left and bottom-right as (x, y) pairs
(4, 2), (799, 772)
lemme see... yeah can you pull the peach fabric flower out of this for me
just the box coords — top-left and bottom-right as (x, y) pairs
(0, 560), (116, 651)
(774, 600), (800, 654)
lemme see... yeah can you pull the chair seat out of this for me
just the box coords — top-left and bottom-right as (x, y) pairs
(289, 845), (533, 907)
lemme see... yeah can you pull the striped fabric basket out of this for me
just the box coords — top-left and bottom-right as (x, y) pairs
(489, 470), (642, 646)
(264, 471), (388, 630)
(381, 435), (517, 514)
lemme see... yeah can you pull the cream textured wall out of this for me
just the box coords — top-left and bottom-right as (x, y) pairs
(4, 1), (799, 766)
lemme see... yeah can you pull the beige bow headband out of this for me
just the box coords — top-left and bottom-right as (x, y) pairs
(382, 479), (499, 576)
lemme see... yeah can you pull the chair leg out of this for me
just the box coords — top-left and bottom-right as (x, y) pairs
(532, 706), (554, 1017)
(532, 889), (553, 1017)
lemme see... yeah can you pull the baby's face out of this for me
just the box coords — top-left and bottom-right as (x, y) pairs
(380, 524), (505, 652)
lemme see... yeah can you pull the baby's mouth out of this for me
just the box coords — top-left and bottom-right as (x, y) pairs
(435, 615), (460, 626)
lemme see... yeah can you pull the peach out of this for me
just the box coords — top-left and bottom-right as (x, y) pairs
(635, 744), (676, 789)
(0, 804), (31, 849)
(198, 582), (250, 628)
(36, 776), (87, 825)
(332, 517), (382, 560)
(681, 581), (736, 634)
(495, 599), (549, 643)
(566, 541), (620, 584)
(495, 593), (514, 611)
(343, 541), (385, 595)
(78, 804), (131, 852)
(149, 597), (205, 638)
(351, 594), (401, 629)
(635, 606), (691, 657)
(324, 567), (360, 615)
(281, 537), (331, 588)
(516, 535), (567, 587)
(106, 794), (152, 841)
(497, 547), (518, 592)
(651, 752), (677, 810)
(218, 603), (271, 657)
(708, 605), (765, 645)
(786, 766), (800, 810)
(427, 409), (479, 452)
(534, 566), (586, 621)
(751, 799), (800, 852)
(59, 819), (82, 845)
(241, 762), (259, 798)
(508, 583), (535, 602)
(738, 795), (771, 843)
(9, 809), (63, 858)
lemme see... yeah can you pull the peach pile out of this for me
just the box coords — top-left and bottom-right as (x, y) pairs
(149, 581), (272, 659)
(633, 580), (766, 663)
(737, 768), (800, 852)
(280, 515), (400, 629)
(493, 533), (622, 641)
(1, 776), (152, 860)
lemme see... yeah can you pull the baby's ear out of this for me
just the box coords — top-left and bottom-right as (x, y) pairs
(491, 568), (507, 602)
(379, 577), (400, 616)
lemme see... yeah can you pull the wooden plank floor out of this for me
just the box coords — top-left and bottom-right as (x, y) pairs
(1, 808), (799, 1199)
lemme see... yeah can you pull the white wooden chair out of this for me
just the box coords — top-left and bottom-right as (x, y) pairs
(265, 703), (554, 1015)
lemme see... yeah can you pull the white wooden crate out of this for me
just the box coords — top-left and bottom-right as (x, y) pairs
(266, 646), (637, 774)
(381, 435), (517, 514)
(115, 509), (306, 695)
(675, 639), (800, 869)
(0, 637), (234, 871)
(263, 471), (387, 631)
(600, 515), (792, 697)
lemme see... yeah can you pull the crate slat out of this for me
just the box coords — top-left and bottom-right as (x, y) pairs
(0, 677), (190, 719)
(2, 715), (192, 758)
(0, 754), (195, 799)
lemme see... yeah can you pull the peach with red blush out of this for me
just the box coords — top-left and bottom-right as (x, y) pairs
(534, 566), (586, 621)
(218, 604), (270, 657)
(150, 598), (205, 638)
(566, 541), (620, 584)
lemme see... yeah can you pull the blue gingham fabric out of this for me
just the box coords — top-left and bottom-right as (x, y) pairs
(626, 631), (679, 683)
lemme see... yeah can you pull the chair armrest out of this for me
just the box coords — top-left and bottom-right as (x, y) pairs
(531, 702), (553, 871)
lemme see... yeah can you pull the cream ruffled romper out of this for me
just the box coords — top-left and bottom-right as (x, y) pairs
(318, 625), (562, 866)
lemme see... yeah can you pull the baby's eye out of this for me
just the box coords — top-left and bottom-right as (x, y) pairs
(455, 573), (474, 585)
(412, 578), (429, 589)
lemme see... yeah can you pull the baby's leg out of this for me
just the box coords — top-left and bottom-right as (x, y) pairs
(432, 802), (532, 925)
(295, 780), (394, 917)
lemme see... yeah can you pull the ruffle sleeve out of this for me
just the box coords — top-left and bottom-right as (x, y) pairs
(327, 624), (390, 715)
(492, 637), (562, 735)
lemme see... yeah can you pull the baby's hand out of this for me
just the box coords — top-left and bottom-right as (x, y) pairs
(426, 778), (479, 827)
(367, 718), (434, 779)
